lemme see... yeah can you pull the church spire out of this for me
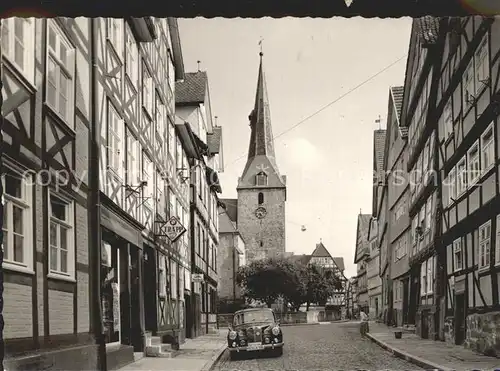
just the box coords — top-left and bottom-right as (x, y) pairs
(247, 49), (277, 163)
(238, 49), (285, 190)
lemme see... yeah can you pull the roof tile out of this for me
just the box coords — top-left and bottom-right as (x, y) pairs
(175, 71), (207, 104)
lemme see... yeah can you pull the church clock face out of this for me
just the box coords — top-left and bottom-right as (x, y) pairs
(255, 206), (267, 219)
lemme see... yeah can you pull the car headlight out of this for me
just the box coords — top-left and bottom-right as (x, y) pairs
(272, 326), (280, 336)
(228, 330), (237, 340)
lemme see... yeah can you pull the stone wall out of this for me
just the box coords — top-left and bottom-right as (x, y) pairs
(444, 316), (454, 344)
(465, 311), (500, 357)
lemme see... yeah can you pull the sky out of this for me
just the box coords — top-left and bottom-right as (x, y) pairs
(179, 17), (412, 278)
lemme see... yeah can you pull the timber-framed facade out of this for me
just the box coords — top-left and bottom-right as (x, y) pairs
(95, 17), (187, 368)
(175, 71), (223, 337)
(403, 17), (444, 341)
(436, 16), (500, 355)
(1, 17), (100, 370)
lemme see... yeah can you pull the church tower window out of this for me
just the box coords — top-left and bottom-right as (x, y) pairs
(256, 172), (267, 186)
(258, 192), (264, 204)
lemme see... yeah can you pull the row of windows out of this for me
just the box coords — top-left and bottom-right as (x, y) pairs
(452, 216), (500, 273)
(442, 122), (495, 207)
(2, 165), (75, 280)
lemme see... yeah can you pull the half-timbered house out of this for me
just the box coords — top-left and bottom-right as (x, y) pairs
(308, 242), (347, 318)
(437, 16), (500, 356)
(353, 213), (371, 313)
(95, 17), (186, 367)
(403, 17), (443, 341)
(383, 86), (412, 328)
(175, 70), (223, 337)
(1, 17), (100, 369)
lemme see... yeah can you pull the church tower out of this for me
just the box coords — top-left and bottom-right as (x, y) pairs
(237, 51), (287, 263)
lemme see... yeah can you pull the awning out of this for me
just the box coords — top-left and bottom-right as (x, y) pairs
(175, 123), (204, 160)
(206, 166), (222, 194)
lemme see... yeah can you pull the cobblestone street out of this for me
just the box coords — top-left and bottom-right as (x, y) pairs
(214, 322), (424, 370)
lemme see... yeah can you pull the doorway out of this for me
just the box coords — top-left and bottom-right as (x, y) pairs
(455, 293), (466, 345)
(421, 310), (429, 339)
(402, 278), (409, 325)
(408, 271), (419, 325)
(129, 245), (142, 351)
(143, 245), (157, 333)
(101, 241), (121, 347)
(185, 293), (193, 338)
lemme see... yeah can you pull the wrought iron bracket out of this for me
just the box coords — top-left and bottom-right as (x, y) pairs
(154, 219), (170, 238)
(123, 181), (147, 199)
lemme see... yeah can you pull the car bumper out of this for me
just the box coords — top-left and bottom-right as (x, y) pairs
(228, 342), (284, 352)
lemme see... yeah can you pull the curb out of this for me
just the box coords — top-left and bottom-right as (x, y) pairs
(202, 342), (227, 371)
(365, 332), (453, 371)
(280, 322), (319, 327)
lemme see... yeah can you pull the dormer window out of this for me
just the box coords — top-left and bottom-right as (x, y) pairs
(256, 172), (267, 186)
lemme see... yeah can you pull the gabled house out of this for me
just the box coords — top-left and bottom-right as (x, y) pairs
(176, 70), (223, 337)
(367, 130), (386, 319)
(378, 86), (407, 327)
(382, 85), (412, 328)
(402, 17), (443, 341)
(354, 213), (372, 313)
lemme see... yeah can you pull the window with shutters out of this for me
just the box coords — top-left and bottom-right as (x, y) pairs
(1, 18), (35, 83)
(478, 221), (491, 270)
(48, 192), (75, 279)
(456, 156), (467, 195)
(1, 166), (33, 273)
(443, 100), (453, 139)
(467, 141), (480, 186)
(107, 102), (124, 178)
(256, 172), (268, 186)
(475, 35), (490, 95)
(46, 20), (76, 128)
(481, 123), (495, 173)
(453, 238), (463, 272)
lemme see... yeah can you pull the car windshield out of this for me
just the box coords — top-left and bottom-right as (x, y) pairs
(233, 311), (275, 326)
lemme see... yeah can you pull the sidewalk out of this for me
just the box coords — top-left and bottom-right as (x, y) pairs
(366, 322), (500, 371)
(118, 330), (227, 371)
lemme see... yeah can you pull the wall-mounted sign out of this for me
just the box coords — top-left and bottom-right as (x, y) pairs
(156, 216), (187, 242)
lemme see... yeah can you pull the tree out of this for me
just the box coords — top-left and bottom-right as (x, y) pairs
(236, 257), (298, 308)
(303, 264), (343, 310)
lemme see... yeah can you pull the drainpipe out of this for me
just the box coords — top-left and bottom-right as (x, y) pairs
(89, 18), (107, 371)
(0, 18), (5, 371)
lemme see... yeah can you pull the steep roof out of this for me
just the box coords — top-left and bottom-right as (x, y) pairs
(373, 130), (387, 174)
(221, 198), (238, 223)
(219, 208), (238, 234)
(354, 213), (371, 264)
(390, 86), (404, 122)
(207, 126), (222, 155)
(175, 71), (207, 105)
(333, 257), (345, 272)
(311, 242), (331, 258)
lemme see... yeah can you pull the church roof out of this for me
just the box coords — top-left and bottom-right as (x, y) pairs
(238, 53), (285, 189)
(175, 71), (207, 105)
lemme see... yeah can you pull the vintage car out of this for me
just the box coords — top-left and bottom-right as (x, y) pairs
(227, 307), (284, 359)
